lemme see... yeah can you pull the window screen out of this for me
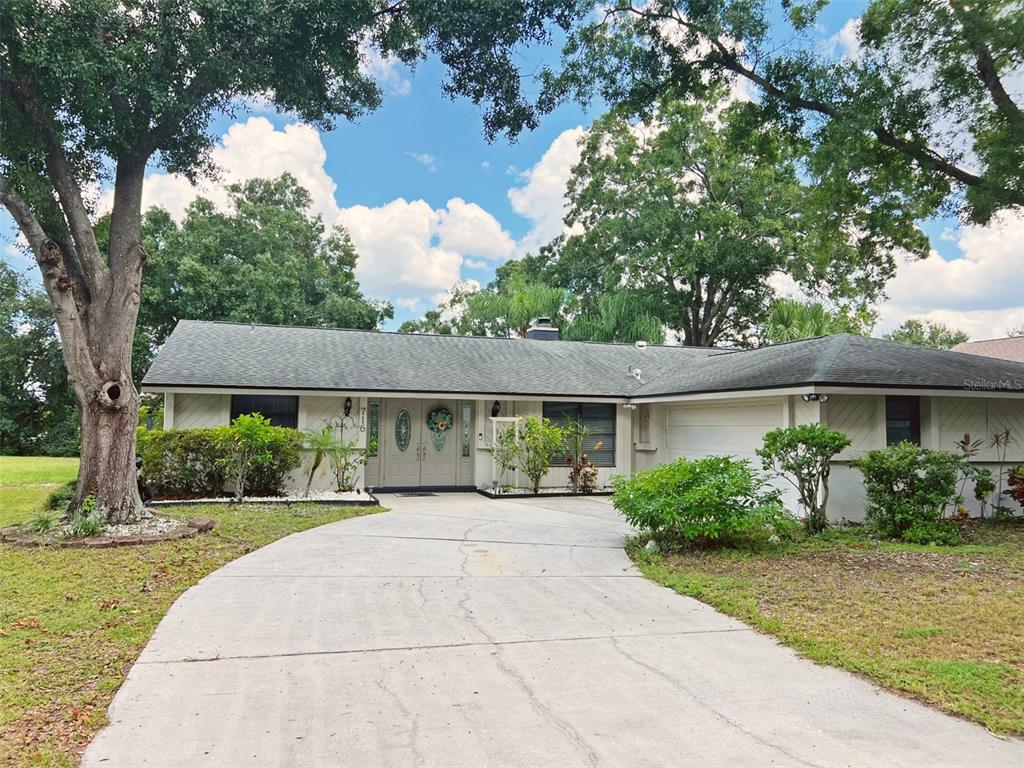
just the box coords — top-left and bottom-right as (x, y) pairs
(542, 402), (616, 467)
(885, 396), (920, 446)
(230, 394), (299, 428)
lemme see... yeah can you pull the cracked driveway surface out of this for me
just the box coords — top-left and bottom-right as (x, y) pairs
(84, 494), (1023, 767)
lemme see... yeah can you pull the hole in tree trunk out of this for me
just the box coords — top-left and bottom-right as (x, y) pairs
(107, 384), (121, 401)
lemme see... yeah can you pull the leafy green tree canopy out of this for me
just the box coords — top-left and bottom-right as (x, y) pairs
(551, 97), (898, 346)
(137, 174), (391, 360)
(0, 0), (585, 521)
(400, 274), (567, 339)
(0, 262), (77, 455)
(535, 0), (1024, 225)
(884, 318), (971, 349)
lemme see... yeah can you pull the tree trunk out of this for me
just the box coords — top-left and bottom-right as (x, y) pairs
(74, 381), (145, 523)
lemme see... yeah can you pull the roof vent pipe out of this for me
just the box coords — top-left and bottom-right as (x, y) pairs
(526, 317), (560, 341)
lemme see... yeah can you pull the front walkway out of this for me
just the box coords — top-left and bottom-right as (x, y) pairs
(84, 493), (1023, 767)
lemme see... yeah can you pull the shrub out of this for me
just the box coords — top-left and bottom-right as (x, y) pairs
(218, 414), (277, 501)
(491, 422), (521, 488)
(758, 424), (851, 534)
(246, 426), (302, 496)
(517, 416), (567, 494)
(855, 443), (963, 542)
(564, 418), (600, 494)
(137, 428), (226, 498)
(138, 421), (300, 499)
(612, 456), (792, 547)
(902, 519), (963, 546)
(66, 512), (104, 538)
(65, 496), (104, 538)
(45, 479), (77, 512)
(1008, 465), (1024, 507)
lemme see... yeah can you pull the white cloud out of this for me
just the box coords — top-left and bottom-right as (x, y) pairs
(338, 196), (513, 301)
(825, 18), (862, 61)
(507, 126), (586, 255)
(436, 198), (516, 262)
(395, 297), (423, 312)
(877, 211), (1024, 340)
(463, 258), (488, 270)
(113, 118), (341, 224)
(480, 161), (492, 171)
(360, 47), (413, 97)
(405, 151), (437, 172)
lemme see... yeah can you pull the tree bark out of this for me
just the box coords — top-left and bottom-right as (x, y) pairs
(75, 382), (145, 523)
(1, 179), (147, 524)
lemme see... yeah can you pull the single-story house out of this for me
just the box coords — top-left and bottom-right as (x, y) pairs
(142, 319), (1024, 520)
(953, 336), (1024, 364)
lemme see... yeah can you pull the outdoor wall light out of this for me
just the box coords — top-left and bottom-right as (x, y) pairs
(344, 396), (353, 416)
(491, 400), (501, 417)
(801, 393), (829, 403)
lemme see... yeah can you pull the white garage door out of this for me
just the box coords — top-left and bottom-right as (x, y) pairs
(665, 398), (784, 462)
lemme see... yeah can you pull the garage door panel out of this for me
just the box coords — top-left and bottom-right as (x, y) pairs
(665, 400), (782, 461)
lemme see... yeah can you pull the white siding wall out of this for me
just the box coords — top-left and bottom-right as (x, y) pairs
(824, 394), (1024, 520)
(171, 393), (229, 429)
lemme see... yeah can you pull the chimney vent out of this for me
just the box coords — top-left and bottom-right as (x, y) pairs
(526, 317), (560, 341)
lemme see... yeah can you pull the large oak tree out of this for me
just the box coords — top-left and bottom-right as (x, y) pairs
(551, 98), (905, 346)
(0, 0), (582, 522)
(537, 0), (1024, 225)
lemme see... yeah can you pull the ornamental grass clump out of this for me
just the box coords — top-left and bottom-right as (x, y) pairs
(612, 456), (794, 548)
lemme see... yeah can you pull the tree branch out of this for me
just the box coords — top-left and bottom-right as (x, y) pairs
(619, 6), (1024, 207)
(0, 73), (107, 290)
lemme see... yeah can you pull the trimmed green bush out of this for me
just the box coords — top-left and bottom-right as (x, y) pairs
(137, 420), (301, 499)
(855, 443), (964, 544)
(137, 427), (226, 499)
(245, 424), (302, 496)
(758, 424), (851, 534)
(612, 456), (793, 547)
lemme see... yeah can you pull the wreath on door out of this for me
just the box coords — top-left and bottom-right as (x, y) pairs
(427, 406), (454, 451)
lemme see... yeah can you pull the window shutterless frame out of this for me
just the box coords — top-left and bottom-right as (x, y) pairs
(229, 394), (299, 429)
(541, 402), (616, 466)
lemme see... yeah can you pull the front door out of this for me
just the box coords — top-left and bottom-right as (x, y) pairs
(383, 400), (458, 488)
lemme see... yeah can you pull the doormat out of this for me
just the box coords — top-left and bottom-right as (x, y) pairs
(397, 492), (438, 497)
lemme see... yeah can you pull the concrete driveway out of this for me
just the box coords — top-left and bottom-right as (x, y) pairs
(84, 493), (1023, 767)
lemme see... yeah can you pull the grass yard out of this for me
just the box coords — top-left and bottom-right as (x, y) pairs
(0, 456), (80, 528)
(0, 464), (383, 767)
(631, 523), (1024, 735)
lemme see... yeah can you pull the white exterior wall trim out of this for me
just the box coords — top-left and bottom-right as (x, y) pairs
(144, 385), (626, 404)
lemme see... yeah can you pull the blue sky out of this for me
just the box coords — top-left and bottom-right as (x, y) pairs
(3, 2), (1022, 339)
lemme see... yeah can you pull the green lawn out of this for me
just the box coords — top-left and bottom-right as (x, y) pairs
(0, 460), (383, 767)
(0, 456), (80, 527)
(631, 523), (1024, 735)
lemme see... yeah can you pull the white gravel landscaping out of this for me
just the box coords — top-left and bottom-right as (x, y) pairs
(150, 489), (377, 505)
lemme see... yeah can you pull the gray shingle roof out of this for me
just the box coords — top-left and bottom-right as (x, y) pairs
(142, 321), (1024, 399)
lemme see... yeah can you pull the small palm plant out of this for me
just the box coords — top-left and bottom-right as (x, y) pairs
(301, 426), (339, 496)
